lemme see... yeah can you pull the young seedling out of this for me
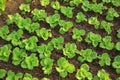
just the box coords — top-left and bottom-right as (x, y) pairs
(0, 44), (12, 62)
(23, 73), (38, 80)
(32, 9), (47, 21)
(46, 13), (60, 28)
(98, 53), (111, 67)
(0, 0), (6, 15)
(72, 28), (86, 42)
(69, 0), (82, 7)
(21, 53), (39, 70)
(88, 17), (100, 29)
(112, 0), (120, 7)
(51, 1), (61, 10)
(112, 55), (120, 74)
(63, 43), (78, 58)
(0, 69), (7, 79)
(40, 0), (50, 7)
(85, 32), (102, 47)
(115, 42), (120, 51)
(60, 6), (73, 18)
(106, 7), (119, 21)
(19, 4), (30, 13)
(76, 12), (87, 23)
(75, 63), (93, 80)
(100, 20), (113, 34)
(117, 29), (120, 38)
(77, 49), (97, 63)
(36, 28), (52, 40)
(56, 57), (75, 78)
(59, 20), (73, 34)
(99, 36), (114, 50)
(12, 47), (27, 65)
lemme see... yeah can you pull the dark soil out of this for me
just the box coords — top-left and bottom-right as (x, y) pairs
(0, 0), (120, 80)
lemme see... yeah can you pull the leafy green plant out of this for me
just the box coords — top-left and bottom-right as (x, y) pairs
(117, 29), (120, 38)
(116, 77), (120, 80)
(37, 44), (53, 59)
(0, 25), (9, 40)
(60, 6), (73, 18)
(19, 4), (30, 13)
(12, 47), (27, 65)
(19, 36), (38, 52)
(112, 55), (120, 74)
(36, 28), (52, 40)
(46, 13), (60, 28)
(32, 9), (47, 21)
(112, 0), (120, 7)
(25, 0), (33, 3)
(115, 42), (120, 51)
(98, 53), (111, 67)
(0, 0), (6, 15)
(21, 53), (39, 70)
(23, 73), (38, 80)
(77, 49), (97, 63)
(75, 63), (93, 80)
(69, 0), (82, 6)
(106, 7), (119, 21)
(99, 36), (114, 50)
(59, 20), (73, 34)
(0, 69), (7, 79)
(42, 77), (50, 80)
(76, 12), (87, 23)
(63, 43), (77, 58)
(81, 0), (91, 11)
(100, 20), (113, 34)
(56, 57), (75, 78)
(51, 1), (60, 10)
(93, 69), (111, 80)
(72, 28), (86, 42)
(6, 70), (23, 80)
(102, 0), (112, 3)
(6, 29), (23, 46)
(40, 58), (54, 75)
(40, 0), (50, 7)
(0, 44), (12, 62)
(49, 36), (64, 50)
(88, 17), (100, 29)
(85, 32), (102, 47)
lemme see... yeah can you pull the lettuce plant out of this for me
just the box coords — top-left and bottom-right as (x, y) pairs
(25, 0), (33, 3)
(21, 53), (39, 70)
(46, 13), (60, 28)
(77, 49), (97, 63)
(0, 0), (6, 15)
(63, 43), (77, 58)
(60, 6), (73, 18)
(19, 36), (38, 52)
(100, 20), (113, 34)
(6, 29), (23, 46)
(12, 47), (27, 65)
(72, 28), (86, 42)
(59, 20), (73, 34)
(32, 9), (47, 21)
(99, 36), (114, 50)
(0, 44), (12, 62)
(93, 69), (111, 80)
(76, 12), (87, 23)
(115, 42), (120, 51)
(112, 55), (120, 74)
(85, 32), (102, 47)
(49, 36), (64, 50)
(0, 69), (7, 79)
(0, 25), (9, 40)
(19, 4), (30, 13)
(56, 57), (75, 78)
(36, 28), (52, 40)
(98, 53), (111, 67)
(23, 73), (38, 80)
(102, 0), (112, 3)
(42, 77), (50, 80)
(37, 44), (53, 59)
(112, 0), (120, 7)
(40, 0), (50, 7)
(69, 0), (82, 6)
(116, 77), (120, 80)
(117, 29), (120, 38)
(6, 70), (23, 80)
(40, 58), (54, 75)
(51, 1), (60, 10)
(106, 7), (119, 21)
(75, 63), (93, 80)
(82, 0), (91, 11)
(88, 17), (100, 29)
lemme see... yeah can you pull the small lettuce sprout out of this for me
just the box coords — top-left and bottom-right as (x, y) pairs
(23, 73), (38, 80)
(0, 69), (7, 79)
(115, 42), (120, 51)
(117, 29), (120, 38)
(51, 1), (60, 10)
(40, 0), (50, 7)
(19, 4), (30, 13)
(76, 12), (87, 23)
